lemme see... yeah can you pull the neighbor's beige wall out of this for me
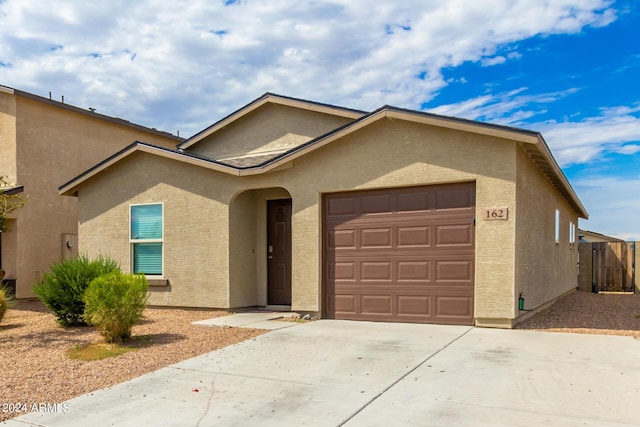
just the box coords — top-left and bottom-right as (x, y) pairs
(0, 91), (17, 183)
(514, 145), (579, 323)
(77, 117), (519, 316)
(0, 91), (19, 278)
(187, 103), (355, 160)
(11, 95), (179, 298)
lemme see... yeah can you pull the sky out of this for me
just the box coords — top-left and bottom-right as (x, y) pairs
(0, 0), (638, 239)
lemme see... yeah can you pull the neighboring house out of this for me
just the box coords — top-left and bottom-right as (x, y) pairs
(0, 85), (182, 298)
(59, 93), (588, 328)
(578, 228), (624, 243)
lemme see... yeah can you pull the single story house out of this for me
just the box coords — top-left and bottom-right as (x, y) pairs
(60, 93), (588, 328)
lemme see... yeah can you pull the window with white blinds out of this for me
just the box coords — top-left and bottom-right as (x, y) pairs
(130, 203), (163, 275)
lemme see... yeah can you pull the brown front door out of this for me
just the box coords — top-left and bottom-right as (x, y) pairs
(267, 199), (292, 305)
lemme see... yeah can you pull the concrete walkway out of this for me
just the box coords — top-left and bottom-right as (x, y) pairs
(191, 310), (301, 330)
(4, 320), (640, 426)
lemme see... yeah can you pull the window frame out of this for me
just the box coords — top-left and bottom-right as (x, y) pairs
(555, 209), (560, 243)
(129, 202), (164, 277)
(569, 221), (576, 246)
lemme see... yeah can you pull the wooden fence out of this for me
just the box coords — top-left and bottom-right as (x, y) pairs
(578, 242), (636, 293)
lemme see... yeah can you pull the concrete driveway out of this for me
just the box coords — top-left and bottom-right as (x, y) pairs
(4, 320), (640, 427)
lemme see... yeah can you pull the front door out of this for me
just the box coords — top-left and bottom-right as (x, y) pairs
(267, 199), (292, 305)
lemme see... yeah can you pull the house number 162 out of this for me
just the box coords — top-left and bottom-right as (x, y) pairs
(483, 208), (509, 220)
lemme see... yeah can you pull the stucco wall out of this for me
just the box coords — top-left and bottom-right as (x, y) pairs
(76, 116), (521, 320)
(228, 189), (258, 307)
(9, 95), (180, 297)
(0, 91), (17, 183)
(187, 103), (355, 160)
(514, 145), (579, 324)
(282, 119), (517, 317)
(0, 92), (18, 279)
(79, 153), (238, 307)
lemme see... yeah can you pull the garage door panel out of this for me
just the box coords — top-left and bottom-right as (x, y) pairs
(435, 260), (474, 282)
(331, 262), (356, 281)
(333, 294), (357, 315)
(361, 227), (393, 248)
(361, 261), (392, 281)
(435, 186), (475, 210)
(397, 191), (432, 212)
(361, 295), (392, 315)
(325, 182), (475, 325)
(397, 226), (430, 247)
(361, 194), (393, 215)
(436, 224), (474, 247)
(435, 295), (473, 318)
(326, 196), (358, 217)
(328, 229), (357, 250)
(397, 261), (430, 281)
(397, 295), (430, 316)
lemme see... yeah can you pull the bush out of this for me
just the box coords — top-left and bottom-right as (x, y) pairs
(32, 254), (120, 326)
(83, 272), (149, 343)
(0, 284), (15, 323)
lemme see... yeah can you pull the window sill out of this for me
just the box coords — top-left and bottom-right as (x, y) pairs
(147, 278), (169, 287)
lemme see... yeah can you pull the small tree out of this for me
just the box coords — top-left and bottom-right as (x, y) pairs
(0, 284), (15, 323)
(33, 254), (121, 326)
(0, 176), (27, 232)
(83, 272), (149, 343)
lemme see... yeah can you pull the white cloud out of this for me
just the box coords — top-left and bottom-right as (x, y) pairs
(617, 144), (640, 155)
(481, 56), (506, 66)
(574, 176), (640, 241)
(427, 87), (575, 125)
(427, 85), (640, 167)
(0, 0), (617, 136)
(538, 106), (640, 166)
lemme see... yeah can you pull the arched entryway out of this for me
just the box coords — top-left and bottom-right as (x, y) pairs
(228, 187), (292, 309)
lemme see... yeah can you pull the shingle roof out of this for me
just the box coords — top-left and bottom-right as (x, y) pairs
(59, 97), (588, 219)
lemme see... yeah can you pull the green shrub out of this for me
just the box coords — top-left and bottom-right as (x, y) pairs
(0, 284), (15, 323)
(83, 272), (148, 343)
(32, 254), (120, 326)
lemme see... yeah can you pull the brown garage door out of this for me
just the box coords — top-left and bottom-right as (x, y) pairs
(324, 182), (475, 325)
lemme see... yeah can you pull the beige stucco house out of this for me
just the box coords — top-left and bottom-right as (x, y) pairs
(60, 93), (588, 328)
(0, 85), (182, 298)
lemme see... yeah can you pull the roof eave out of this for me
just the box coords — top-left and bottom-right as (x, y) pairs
(0, 185), (24, 195)
(523, 135), (589, 219)
(59, 143), (242, 196)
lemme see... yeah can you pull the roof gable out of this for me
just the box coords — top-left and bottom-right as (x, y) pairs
(60, 98), (587, 219)
(178, 93), (366, 153)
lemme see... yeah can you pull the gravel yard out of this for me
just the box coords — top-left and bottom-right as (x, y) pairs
(0, 300), (265, 422)
(1, 291), (639, 422)
(515, 290), (640, 337)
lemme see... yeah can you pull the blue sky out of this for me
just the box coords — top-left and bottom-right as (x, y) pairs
(0, 0), (638, 239)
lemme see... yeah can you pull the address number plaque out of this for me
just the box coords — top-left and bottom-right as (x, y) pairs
(482, 208), (509, 220)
